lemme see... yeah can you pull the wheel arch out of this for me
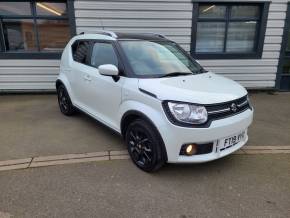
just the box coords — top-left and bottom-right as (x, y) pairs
(55, 79), (64, 90)
(55, 75), (75, 103)
(121, 110), (168, 161)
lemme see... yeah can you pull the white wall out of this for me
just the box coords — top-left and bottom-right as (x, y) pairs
(0, 0), (288, 90)
(0, 60), (59, 90)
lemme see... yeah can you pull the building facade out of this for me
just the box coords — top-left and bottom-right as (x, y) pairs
(0, 0), (289, 91)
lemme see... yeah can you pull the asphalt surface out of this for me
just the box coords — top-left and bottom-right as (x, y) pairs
(0, 92), (289, 161)
(247, 92), (290, 147)
(0, 95), (124, 160)
(0, 154), (289, 218)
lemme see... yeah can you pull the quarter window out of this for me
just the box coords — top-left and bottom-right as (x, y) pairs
(72, 41), (90, 64)
(0, 1), (75, 59)
(191, 3), (269, 59)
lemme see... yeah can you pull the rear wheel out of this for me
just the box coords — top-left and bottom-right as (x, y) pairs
(57, 84), (75, 116)
(125, 119), (165, 172)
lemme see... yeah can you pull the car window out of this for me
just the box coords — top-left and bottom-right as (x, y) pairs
(119, 40), (204, 77)
(90, 42), (118, 68)
(72, 40), (90, 64)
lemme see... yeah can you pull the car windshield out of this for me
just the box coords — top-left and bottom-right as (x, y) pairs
(119, 40), (206, 78)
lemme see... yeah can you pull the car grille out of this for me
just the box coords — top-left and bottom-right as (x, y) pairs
(206, 95), (251, 122)
(162, 95), (252, 128)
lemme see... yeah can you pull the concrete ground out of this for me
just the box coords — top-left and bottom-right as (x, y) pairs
(248, 92), (290, 147)
(0, 154), (289, 218)
(0, 95), (124, 161)
(0, 92), (289, 161)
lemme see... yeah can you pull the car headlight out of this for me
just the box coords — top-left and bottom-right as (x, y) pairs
(165, 102), (208, 125)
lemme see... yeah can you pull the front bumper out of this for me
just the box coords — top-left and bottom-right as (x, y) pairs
(159, 109), (253, 163)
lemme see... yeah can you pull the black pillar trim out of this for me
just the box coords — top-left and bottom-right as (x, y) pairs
(275, 3), (290, 90)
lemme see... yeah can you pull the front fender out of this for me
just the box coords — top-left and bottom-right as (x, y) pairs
(118, 100), (168, 136)
(119, 100), (168, 161)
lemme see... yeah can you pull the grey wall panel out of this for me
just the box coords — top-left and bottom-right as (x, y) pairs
(0, 0), (288, 90)
(265, 28), (284, 36)
(239, 81), (276, 88)
(0, 83), (55, 90)
(268, 12), (287, 20)
(208, 66), (277, 74)
(199, 59), (279, 67)
(0, 60), (60, 67)
(263, 44), (282, 51)
(262, 51), (281, 59)
(269, 3), (288, 11)
(0, 60), (59, 90)
(267, 20), (285, 28)
(74, 0), (193, 57)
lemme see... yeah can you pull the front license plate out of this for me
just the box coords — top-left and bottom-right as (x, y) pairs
(219, 131), (246, 151)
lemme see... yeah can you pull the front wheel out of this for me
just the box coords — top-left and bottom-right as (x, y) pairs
(125, 119), (166, 172)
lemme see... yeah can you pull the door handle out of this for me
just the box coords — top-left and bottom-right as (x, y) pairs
(83, 74), (92, 82)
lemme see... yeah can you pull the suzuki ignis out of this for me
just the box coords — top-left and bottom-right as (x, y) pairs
(56, 31), (253, 172)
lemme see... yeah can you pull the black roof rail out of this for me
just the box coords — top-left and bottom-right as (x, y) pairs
(138, 33), (167, 39)
(78, 30), (117, 38)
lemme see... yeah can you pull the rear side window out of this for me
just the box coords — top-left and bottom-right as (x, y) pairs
(72, 40), (90, 64)
(90, 42), (118, 68)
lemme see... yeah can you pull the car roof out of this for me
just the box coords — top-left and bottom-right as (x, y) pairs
(73, 31), (170, 42)
(114, 32), (168, 41)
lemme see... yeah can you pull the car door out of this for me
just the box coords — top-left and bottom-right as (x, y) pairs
(69, 40), (92, 108)
(83, 41), (124, 130)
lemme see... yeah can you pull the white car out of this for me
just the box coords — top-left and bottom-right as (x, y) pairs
(56, 31), (253, 172)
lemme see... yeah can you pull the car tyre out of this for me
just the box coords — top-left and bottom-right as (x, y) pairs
(125, 119), (166, 172)
(57, 84), (75, 116)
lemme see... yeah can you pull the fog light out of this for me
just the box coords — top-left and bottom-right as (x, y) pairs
(185, 144), (197, 156)
(180, 143), (214, 156)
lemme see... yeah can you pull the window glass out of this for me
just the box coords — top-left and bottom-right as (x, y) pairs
(0, 2), (31, 16)
(2, 19), (37, 51)
(226, 22), (257, 52)
(37, 19), (70, 52)
(120, 41), (202, 77)
(73, 41), (89, 63)
(0, 1), (71, 56)
(231, 6), (260, 19)
(91, 43), (118, 68)
(196, 22), (225, 52)
(199, 5), (226, 18)
(36, 2), (67, 16)
(194, 4), (262, 55)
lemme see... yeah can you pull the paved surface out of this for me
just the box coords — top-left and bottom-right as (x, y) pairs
(0, 95), (124, 161)
(0, 92), (289, 161)
(247, 92), (290, 147)
(0, 155), (289, 218)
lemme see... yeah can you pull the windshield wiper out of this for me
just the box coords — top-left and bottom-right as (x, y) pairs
(196, 68), (208, 74)
(159, 72), (192, 78)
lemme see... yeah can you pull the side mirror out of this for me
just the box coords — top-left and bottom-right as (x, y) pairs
(98, 64), (119, 76)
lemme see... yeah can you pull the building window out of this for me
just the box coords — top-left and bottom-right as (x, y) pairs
(191, 3), (269, 59)
(0, 1), (76, 59)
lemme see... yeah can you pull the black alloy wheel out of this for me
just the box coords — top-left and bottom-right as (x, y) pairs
(57, 85), (75, 116)
(125, 119), (165, 172)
